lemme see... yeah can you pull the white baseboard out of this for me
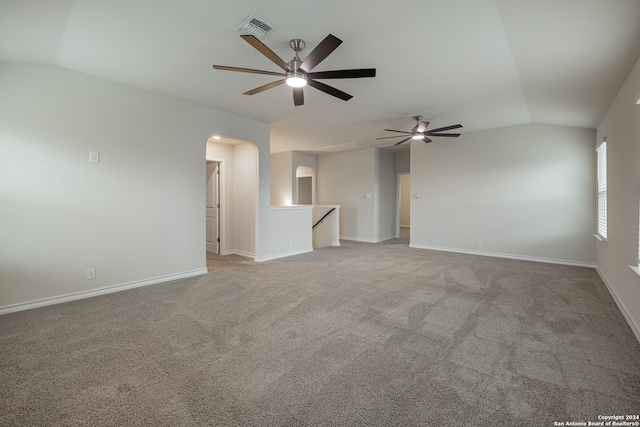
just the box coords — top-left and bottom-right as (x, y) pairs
(376, 236), (396, 243)
(0, 268), (208, 316)
(313, 242), (341, 250)
(254, 247), (313, 262)
(409, 243), (595, 269)
(341, 236), (395, 244)
(340, 235), (375, 243)
(596, 267), (640, 344)
(231, 250), (255, 259)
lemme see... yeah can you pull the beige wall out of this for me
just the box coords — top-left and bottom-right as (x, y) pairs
(0, 63), (301, 311)
(410, 123), (596, 266)
(270, 151), (292, 206)
(596, 54), (640, 341)
(318, 148), (376, 242)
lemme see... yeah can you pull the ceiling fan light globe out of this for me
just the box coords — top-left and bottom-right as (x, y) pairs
(286, 77), (307, 87)
(285, 71), (307, 88)
(411, 134), (424, 140)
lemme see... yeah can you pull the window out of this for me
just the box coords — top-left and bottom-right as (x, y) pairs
(596, 139), (607, 241)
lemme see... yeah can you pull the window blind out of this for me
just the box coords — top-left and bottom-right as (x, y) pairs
(596, 140), (607, 240)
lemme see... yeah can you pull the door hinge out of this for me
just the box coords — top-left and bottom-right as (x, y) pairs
(217, 237), (220, 242)
(217, 203), (220, 208)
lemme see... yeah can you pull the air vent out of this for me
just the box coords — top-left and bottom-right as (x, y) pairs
(234, 15), (277, 40)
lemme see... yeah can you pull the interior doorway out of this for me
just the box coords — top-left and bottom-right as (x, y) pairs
(297, 176), (312, 205)
(206, 161), (220, 254)
(206, 135), (259, 263)
(295, 166), (315, 205)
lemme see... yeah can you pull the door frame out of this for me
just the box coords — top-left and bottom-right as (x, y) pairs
(206, 160), (221, 254)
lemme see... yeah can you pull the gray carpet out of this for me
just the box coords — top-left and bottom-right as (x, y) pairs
(1, 235), (639, 426)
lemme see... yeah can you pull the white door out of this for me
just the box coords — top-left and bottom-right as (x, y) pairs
(206, 162), (220, 254)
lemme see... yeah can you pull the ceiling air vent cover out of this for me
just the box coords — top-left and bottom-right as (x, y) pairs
(234, 15), (277, 40)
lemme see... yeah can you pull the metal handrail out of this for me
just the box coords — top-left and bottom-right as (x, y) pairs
(312, 208), (335, 229)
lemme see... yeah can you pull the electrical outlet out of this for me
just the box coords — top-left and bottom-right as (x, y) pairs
(476, 239), (482, 246)
(289, 239), (294, 246)
(89, 152), (100, 163)
(86, 268), (96, 280)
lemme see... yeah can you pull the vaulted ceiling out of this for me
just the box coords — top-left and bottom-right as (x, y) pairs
(2, 0), (640, 153)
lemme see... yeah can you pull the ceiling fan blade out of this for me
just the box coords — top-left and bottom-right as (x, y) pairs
(428, 133), (460, 137)
(293, 87), (304, 106)
(394, 137), (411, 146)
(416, 121), (429, 133)
(300, 34), (342, 72)
(376, 135), (409, 140)
(241, 35), (292, 72)
(422, 137), (433, 143)
(243, 79), (286, 95)
(307, 79), (352, 101)
(383, 129), (412, 134)
(426, 124), (463, 133)
(212, 65), (285, 77)
(307, 69), (376, 79)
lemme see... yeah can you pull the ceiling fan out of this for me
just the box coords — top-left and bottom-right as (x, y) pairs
(213, 34), (376, 106)
(377, 116), (463, 145)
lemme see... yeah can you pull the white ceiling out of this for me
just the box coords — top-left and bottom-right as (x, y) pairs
(2, 0), (640, 153)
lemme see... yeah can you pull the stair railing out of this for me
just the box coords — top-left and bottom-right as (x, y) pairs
(312, 208), (335, 229)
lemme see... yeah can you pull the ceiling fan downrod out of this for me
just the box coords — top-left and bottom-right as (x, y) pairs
(411, 115), (424, 138)
(286, 39), (307, 86)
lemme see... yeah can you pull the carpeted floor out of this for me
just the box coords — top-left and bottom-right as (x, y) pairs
(1, 233), (639, 426)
